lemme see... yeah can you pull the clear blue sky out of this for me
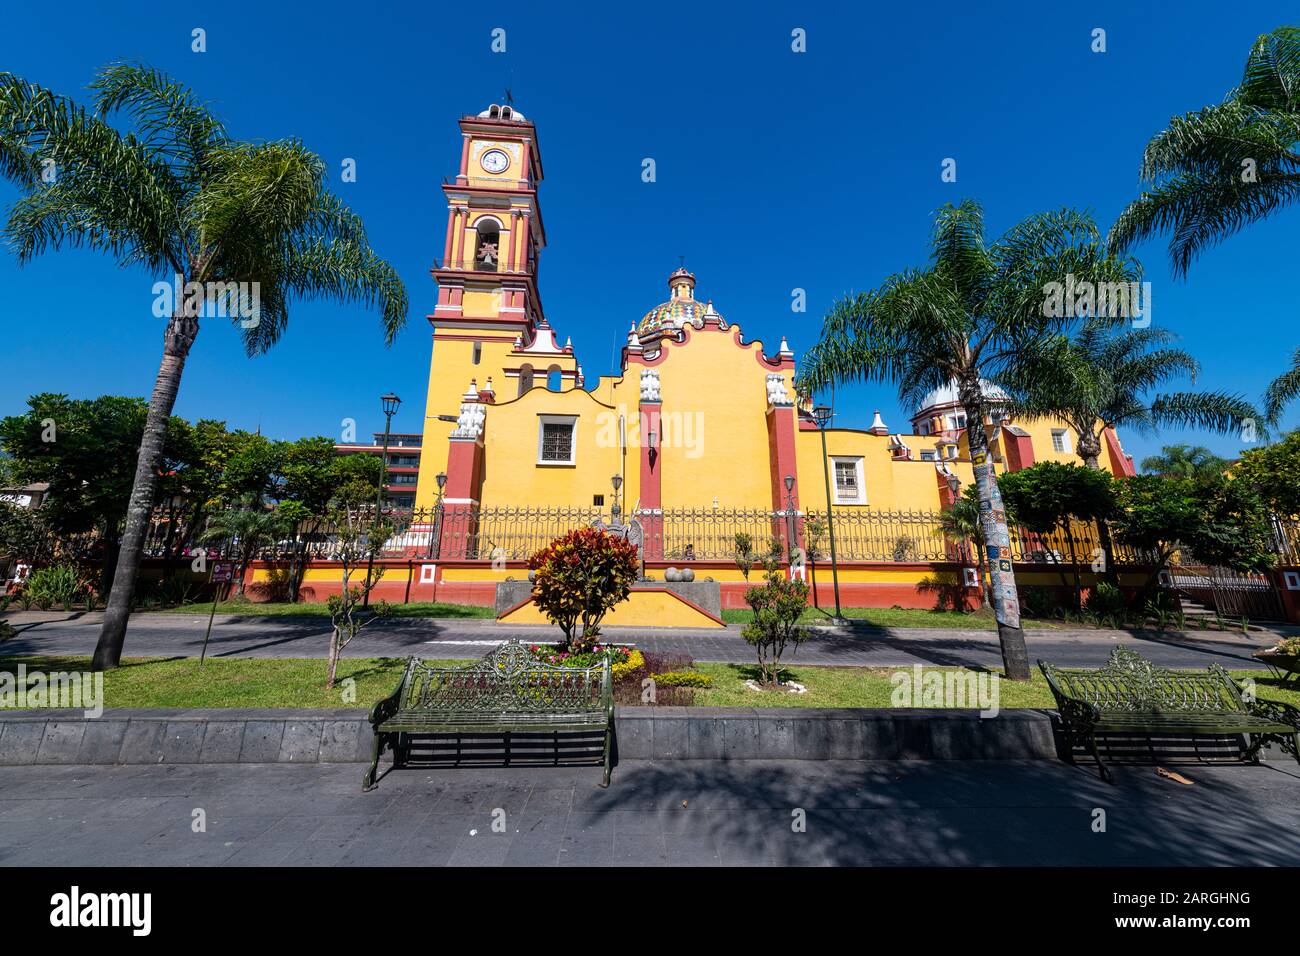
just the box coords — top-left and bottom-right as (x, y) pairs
(1, 1), (1296, 467)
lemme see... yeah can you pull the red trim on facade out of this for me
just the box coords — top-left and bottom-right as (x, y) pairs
(1000, 427), (1036, 472)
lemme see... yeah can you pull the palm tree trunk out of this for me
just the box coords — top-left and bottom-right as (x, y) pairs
(960, 383), (1030, 680)
(93, 312), (197, 670)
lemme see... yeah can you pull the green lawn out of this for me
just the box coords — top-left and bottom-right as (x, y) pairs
(4, 655), (1296, 711)
(154, 600), (494, 619)
(720, 606), (1059, 629)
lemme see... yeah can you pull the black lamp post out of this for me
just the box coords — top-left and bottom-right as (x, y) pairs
(611, 474), (623, 521)
(430, 471), (448, 559)
(783, 474), (797, 564)
(364, 392), (401, 608)
(813, 402), (847, 625)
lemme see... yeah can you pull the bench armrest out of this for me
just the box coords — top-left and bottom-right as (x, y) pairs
(1249, 697), (1300, 730)
(368, 659), (413, 726)
(1056, 696), (1101, 727)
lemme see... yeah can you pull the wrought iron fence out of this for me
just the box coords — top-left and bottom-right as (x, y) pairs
(433, 506), (605, 561)
(50, 504), (1300, 569)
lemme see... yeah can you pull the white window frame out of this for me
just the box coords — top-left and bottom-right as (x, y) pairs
(1051, 428), (1071, 454)
(537, 415), (578, 466)
(919, 449), (938, 462)
(830, 456), (866, 505)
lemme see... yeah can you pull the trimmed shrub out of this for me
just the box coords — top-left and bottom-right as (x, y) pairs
(651, 670), (713, 688)
(527, 527), (639, 650)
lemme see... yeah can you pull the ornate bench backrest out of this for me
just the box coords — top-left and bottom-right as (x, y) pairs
(397, 642), (608, 715)
(1042, 647), (1245, 713)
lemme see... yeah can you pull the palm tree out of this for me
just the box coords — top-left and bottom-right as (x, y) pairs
(798, 200), (1138, 680)
(1108, 26), (1300, 275)
(936, 485), (994, 609)
(1265, 347), (1300, 425)
(1140, 444), (1228, 477)
(200, 500), (291, 599)
(0, 65), (407, 669)
(1006, 321), (1259, 470)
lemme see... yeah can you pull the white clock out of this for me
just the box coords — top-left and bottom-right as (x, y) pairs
(480, 149), (509, 174)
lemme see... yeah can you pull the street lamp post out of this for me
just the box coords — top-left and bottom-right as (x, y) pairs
(430, 471), (447, 559)
(783, 474), (797, 564)
(610, 474), (623, 522)
(364, 392), (401, 608)
(813, 403), (848, 625)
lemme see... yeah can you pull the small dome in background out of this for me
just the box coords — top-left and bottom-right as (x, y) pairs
(477, 103), (527, 122)
(915, 379), (1008, 415)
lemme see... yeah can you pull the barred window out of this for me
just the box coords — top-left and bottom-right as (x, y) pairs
(831, 457), (865, 504)
(834, 461), (857, 495)
(1051, 429), (1071, 453)
(537, 417), (577, 464)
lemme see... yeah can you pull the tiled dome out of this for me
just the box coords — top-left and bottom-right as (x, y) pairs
(638, 297), (709, 337)
(637, 268), (709, 339)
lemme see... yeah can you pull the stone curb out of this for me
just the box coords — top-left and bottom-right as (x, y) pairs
(0, 707), (1060, 765)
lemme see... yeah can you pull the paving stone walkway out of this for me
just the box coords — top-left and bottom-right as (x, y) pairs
(2, 759), (1297, 866)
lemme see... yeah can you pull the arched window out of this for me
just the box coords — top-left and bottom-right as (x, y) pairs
(518, 364), (534, 396)
(474, 219), (501, 272)
(547, 367), (563, 392)
(488, 105), (500, 119)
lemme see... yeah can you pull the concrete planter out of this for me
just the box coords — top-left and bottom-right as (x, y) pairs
(0, 707), (1060, 765)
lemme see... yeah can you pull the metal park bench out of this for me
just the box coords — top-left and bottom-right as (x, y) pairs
(1039, 647), (1300, 783)
(363, 641), (614, 791)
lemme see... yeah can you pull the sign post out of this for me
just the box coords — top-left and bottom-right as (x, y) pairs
(200, 561), (232, 665)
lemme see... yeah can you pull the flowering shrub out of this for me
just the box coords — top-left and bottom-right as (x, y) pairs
(527, 643), (634, 671)
(527, 527), (639, 650)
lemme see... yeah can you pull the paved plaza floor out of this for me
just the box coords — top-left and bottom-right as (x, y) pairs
(2, 758), (1297, 866)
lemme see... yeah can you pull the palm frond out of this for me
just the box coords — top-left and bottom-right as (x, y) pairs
(1148, 390), (1264, 438)
(89, 62), (226, 178)
(1263, 345), (1300, 423)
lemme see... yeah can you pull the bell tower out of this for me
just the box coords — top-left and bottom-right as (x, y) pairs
(415, 102), (581, 513)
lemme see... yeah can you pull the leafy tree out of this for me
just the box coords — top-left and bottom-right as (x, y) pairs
(797, 201), (1135, 679)
(1140, 444), (1229, 478)
(526, 527), (639, 651)
(0, 64), (407, 670)
(0, 502), (51, 567)
(1111, 474), (1276, 595)
(200, 498), (291, 599)
(1233, 429), (1300, 517)
(217, 431), (284, 506)
(733, 532), (755, 582)
(998, 462), (1117, 609)
(323, 498), (393, 690)
(741, 548), (811, 686)
(0, 394), (187, 591)
(1006, 320), (1259, 470)
(1108, 27), (1300, 276)
(277, 438), (382, 601)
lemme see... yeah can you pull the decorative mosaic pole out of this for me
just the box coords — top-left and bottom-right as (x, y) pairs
(959, 380), (1029, 680)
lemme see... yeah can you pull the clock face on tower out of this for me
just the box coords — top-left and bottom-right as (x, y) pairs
(480, 149), (509, 174)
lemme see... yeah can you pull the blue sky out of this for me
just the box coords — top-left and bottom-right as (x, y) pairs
(1, 1), (1296, 467)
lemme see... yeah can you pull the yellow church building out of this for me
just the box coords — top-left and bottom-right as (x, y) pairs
(379, 102), (1136, 612)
